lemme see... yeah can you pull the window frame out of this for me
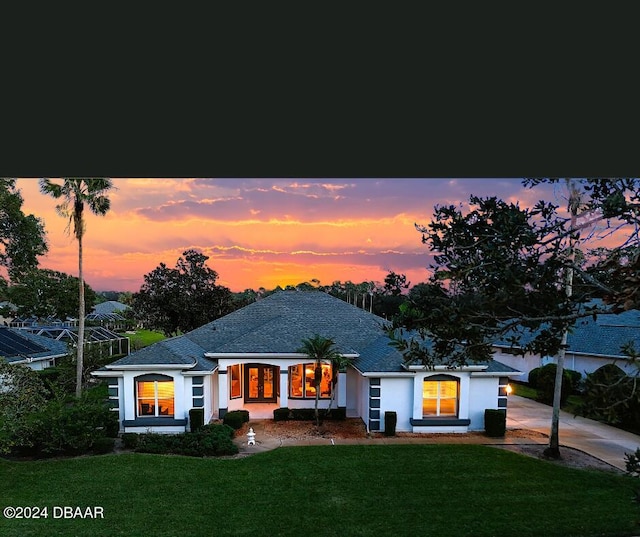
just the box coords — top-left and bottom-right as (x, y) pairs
(229, 364), (242, 399)
(422, 375), (459, 418)
(135, 374), (175, 418)
(288, 362), (333, 399)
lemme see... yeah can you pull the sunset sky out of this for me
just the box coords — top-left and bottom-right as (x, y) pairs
(13, 178), (566, 293)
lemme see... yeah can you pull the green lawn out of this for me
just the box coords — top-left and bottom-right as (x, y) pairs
(1, 445), (638, 537)
(125, 329), (166, 350)
(511, 382), (584, 414)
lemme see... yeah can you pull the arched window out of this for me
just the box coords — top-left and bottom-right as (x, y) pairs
(135, 374), (174, 418)
(423, 375), (459, 418)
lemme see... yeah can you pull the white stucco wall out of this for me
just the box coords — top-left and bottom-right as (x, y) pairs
(494, 348), (638, 381)
(379, 377), (413, 432)
(467, 375), (500, 430)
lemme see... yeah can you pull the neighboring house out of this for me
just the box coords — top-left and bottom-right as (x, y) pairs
(93, 291), (521, 435)
(494, 306), (640, 382)
(92, 301), (130, 316)
(0, 326), (69, 370)
(88, 301), (130, 331)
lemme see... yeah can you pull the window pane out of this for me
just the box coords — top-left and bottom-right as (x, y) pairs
(290, 365), (303, 397)
(423, 399), (438, 416)
(439, 399), (457, 415)
(305, 365), (316, 398)
(440, 381), (458, 398)
(423, 381), (438, 399)
(158, 398), (174, 416)
(137, 379), (174, 418)
(137, 381), (156, 399)
(230, 365), (241, 398)
(319, 363), (332, 398)
(138, 399), (156, 416)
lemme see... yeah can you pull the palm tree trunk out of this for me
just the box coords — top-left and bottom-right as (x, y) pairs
(76, 232), (85, 398)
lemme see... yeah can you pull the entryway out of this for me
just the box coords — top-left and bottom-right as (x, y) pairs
(245, 364), (278, 403)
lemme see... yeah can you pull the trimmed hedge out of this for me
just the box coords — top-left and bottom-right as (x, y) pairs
(132, 424), (238, 457)
(283, 408), (346, 421)
(484, 409), (506, 437)
(223, 410), (249, 430)
(273, 408), (290, 421)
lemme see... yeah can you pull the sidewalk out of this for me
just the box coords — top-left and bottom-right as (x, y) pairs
(233, 397), (640, 471)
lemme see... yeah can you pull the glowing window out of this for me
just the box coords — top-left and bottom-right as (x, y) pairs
(136, 377), (174, 417)
(289, 363), (332, 399)
(423, 379), (458, 417)
(229, 364), (242, 399)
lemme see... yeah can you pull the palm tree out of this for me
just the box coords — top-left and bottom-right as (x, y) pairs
(39, 178), (113, 397)
(298, 334), (341, 426)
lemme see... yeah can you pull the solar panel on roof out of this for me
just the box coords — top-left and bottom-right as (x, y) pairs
(0, 328), (48, 357)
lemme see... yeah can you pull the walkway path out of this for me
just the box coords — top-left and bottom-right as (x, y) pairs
(234, 396), (640, 471)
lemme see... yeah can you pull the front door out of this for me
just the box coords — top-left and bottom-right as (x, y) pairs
(245, 365), (277, 403)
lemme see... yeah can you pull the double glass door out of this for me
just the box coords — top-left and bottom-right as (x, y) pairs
(245, 365), (277, 402)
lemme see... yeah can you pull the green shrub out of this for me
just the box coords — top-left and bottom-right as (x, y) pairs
(121, 433), (140, 449)
(134, 424), (238, 457)
(291, 408), (317, 421)
(484, 409), (506, 437)
(384, 411), (397, 437)
(24, 385), (119, 457)
(189, 408), (205, 432)
(528, 367), (541, 388)
(223, 411), (246, 430)
(273, 408), (290, 421)
(533, 363), (573, 406)
(580, 364), (640, 431)
(325, 407), (346, 420)
(93, 437), (115, 454)
(288, 408), (346, 421)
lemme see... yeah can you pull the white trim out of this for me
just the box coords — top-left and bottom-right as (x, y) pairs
(92, 370), (124, 378)
(183, 368), (217, 376)
(104, 363), (198, 371)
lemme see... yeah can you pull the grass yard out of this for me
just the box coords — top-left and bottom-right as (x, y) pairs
(1, 445), (638, 537)
(125, 329), (166, 349)
(511, 382), (584, 414)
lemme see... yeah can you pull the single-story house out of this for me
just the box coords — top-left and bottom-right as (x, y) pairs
(94, 290), (521, 435)
(0, 326), (69, 370)
(493, 305), (640, 381)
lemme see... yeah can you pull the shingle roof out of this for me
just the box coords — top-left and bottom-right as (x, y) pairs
(108, 291), (517, 375)
(495, 306), (640, 358)
(108, 335), (214, 371)
(92, 301), (130, 315)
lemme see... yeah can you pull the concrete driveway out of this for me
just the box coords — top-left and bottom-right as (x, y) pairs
(507, 394), (640, 470)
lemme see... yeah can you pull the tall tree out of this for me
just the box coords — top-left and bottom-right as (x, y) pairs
(8, 268), (97, 320)
(39, 178), (113, 397)
(132, 249), (234, 336)
(0, 178), (48, 283)
(389, 178), (640, 458)
(298, 334), (342, 426)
